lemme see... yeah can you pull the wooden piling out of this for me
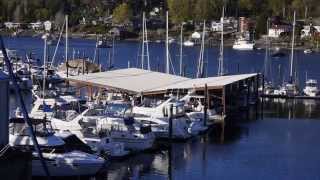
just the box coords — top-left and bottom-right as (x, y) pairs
(204, 84), (208, 126)
(169, 104), (173, 139)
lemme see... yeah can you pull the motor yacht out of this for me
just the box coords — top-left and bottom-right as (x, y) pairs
(180, 92), (225, 126)
(9, 117), (105, 177)
(95, 101), (155, 152)
(183, 40), (195, 47)
(31, 97), (130, 158)
(232, 37), (255, 50)
(303, 79), (319, 97)
(132, 97), (192, 140)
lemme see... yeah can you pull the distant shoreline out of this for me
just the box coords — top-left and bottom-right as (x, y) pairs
(1, 30), (317, 51)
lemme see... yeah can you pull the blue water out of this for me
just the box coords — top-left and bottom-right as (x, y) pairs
(3, 37), (320, 180)
(3, 36), (320, 88)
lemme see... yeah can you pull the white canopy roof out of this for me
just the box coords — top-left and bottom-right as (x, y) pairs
(67, 68), (189, 94)
(147, 73), (258, 93)
(67, 68), (257, 94)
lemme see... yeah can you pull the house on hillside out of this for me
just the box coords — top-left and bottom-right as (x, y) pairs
(301, 24), (320, 38)
(4, 22), (20, 29)
(30, 21), (43, 30)
(268, 16), (291, 38)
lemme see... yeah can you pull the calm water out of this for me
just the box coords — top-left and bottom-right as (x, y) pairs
(4, 37), (320, 180)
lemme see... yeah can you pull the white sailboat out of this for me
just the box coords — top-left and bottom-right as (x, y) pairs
(278, 11), (299, 97)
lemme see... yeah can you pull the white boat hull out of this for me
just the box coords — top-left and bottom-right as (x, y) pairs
(32, 151), (105, 177)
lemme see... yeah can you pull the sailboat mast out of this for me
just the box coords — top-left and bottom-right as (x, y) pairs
(141, 12), (145, 69)
(145, 13), (150, 70)
(197, 21), (206, 78)
(264, 18), (270, 79)
(218, 7), (225, 76)
(166, 11), (170, 74)
(65, 15), (69, 77)
(43, 35), (47, 99)
(179, 23), (183, 76)
(290, 11), (296, 83)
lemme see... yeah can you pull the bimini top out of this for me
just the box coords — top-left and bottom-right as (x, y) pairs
(67, 68), (258, 95)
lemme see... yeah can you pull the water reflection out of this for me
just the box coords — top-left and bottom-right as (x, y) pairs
(263, 98), (320, 119)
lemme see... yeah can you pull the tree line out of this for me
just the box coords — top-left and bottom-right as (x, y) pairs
(0, 0), (319, 26)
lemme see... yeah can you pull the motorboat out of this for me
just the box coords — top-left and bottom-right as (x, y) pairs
(96, 39), (112, 49)
(9, 117), (105, 177)
(276, 83), (299, 97)
(31, 97), (130, 158)
(304, 49), (313, 54)
(180, 92), (225, 126)
(95, 101), (155, 152)
(132, 97), (192, 140)
(183, 40), (195, 47)
(57, 130), (130, 159)
(232, 37), (255, 50)
(303, 79), (319, 97)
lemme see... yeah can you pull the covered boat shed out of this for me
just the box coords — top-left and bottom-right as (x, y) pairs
(67, 68), (259, 115)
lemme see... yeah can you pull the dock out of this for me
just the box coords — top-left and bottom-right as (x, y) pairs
(66, 68), (260, 118)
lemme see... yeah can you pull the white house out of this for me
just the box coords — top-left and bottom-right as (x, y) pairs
(4, 22), (20, 29)
(301, 25), (320, 38)
(43, 21), (52, 31)
(268, 25), (291, 38)
(30, 21), (43, 30)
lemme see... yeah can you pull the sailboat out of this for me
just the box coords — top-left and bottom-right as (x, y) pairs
(140, 12), (150, 70)
(260, 18), (276, 95)
(278, 11), (299, 97)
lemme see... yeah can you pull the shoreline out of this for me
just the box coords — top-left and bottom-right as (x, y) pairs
(1, 30), (317, 51)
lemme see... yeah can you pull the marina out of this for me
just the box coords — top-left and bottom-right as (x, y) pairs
(1, 1), (320, 179)
(1, 35), (320, 179)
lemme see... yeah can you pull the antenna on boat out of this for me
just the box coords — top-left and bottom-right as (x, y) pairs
(289, 11), (296, 84)
(218, 6), (225, 76)
(0, 36), (51, 179)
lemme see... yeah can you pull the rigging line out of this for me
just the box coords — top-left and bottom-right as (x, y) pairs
(168, 50), (176, 75)
(0, 36), (51, 179)
(50, 20), (65, 69)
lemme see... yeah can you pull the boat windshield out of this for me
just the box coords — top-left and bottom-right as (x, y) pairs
(105, 103), (132, 117)
(307, 82), (317, 87)
(10, 120), (55, 137)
